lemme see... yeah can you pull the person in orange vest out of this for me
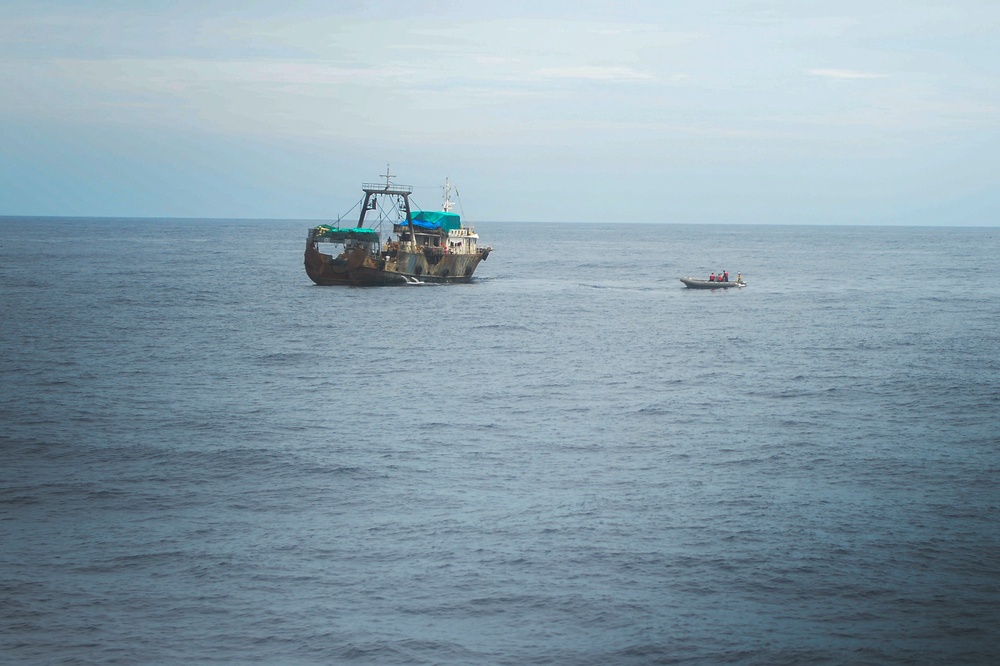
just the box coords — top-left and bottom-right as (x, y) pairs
(723, 271), (729, 282)
(709, 272), (716, 282)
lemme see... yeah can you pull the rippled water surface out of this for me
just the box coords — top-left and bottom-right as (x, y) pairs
(2, 218), (999, 664)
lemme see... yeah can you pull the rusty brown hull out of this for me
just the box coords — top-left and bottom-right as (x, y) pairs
(304, 243), (354, 285)
(305, 242), (487, 286)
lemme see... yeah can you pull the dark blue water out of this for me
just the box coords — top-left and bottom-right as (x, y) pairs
(2, 217), (998, 664)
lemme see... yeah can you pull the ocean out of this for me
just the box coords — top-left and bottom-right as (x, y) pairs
(1, 217), (998, 664)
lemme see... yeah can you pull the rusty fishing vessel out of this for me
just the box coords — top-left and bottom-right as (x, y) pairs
(305, 170), (491, 286)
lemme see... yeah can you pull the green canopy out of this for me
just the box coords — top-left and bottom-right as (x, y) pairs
(412, 210), (461, 231)
(312, 226), (380, 242)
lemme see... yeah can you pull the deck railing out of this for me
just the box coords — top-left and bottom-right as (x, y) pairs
(362, 183), (413, 195)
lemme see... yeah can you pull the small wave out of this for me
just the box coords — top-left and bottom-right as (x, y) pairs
(471, 323), (531, 331)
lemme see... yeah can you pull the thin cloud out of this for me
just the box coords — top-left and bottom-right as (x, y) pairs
(534, 66), (653, 81)
(808, 68), (889, 80)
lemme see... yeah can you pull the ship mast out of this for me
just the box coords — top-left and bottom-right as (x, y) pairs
(442, 177), (454, 213)
(381, 164), (395, 190)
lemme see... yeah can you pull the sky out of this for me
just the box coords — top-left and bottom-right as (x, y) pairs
(1, 0), (998, 224)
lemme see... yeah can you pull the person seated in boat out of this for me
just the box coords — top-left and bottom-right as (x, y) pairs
(709, 272), (716, 281)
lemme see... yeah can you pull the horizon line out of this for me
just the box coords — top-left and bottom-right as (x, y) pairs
(1, 214), (996, 229)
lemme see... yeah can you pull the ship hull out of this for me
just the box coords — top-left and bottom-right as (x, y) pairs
(306, 242), (487, 286)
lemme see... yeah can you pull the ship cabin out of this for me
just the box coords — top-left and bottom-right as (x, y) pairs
(393, 209), (479, 256)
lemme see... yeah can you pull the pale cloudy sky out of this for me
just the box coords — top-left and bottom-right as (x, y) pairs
(1, 0), (998, 224)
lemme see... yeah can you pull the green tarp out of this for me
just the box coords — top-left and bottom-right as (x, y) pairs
(411, 210), (461, 232)
(312, 226), (379, 242)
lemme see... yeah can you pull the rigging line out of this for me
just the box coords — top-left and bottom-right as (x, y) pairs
(454, 188), (467, 221)
(335, 198), (363, 223)
(372, 194), (410, 229)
